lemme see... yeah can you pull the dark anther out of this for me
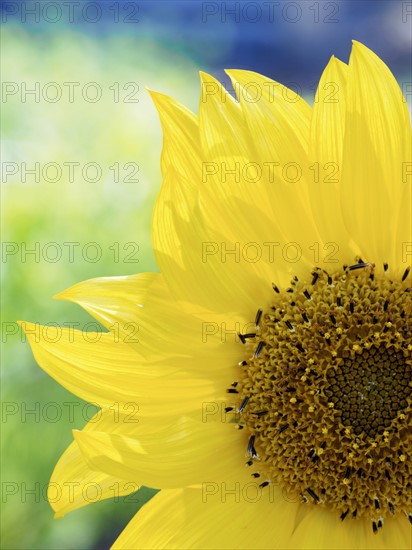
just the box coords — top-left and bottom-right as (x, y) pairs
(348, 262), (370, 271)
(327, 275), (333, 286)
(308, 449), (315, 458)
(255, 308), (263, 327)
(254, 341), (265, 358)
(337, 296), (342, 307)
(252, 410), (268, 417)
(278, 423), (289, 434)
(402, 266), (410, 281)
(272, 283), (280, 293)
(238, 332), (256, 344)
(247, 435), (258, 458)
(408, 514), (412, 524)
(246, 459), (253, 466)
(340, 509), (349, 521)
(227, 388), (239, 394)
(240, 360), (248, 366)
(238, 396), (250, 414)
(311, 455), (320, 463)
(385, 469), (391, 480)
(383, 262), (388, 271)
(372, 522), (378, 534)
(329, 313), (336, 325)
(231, 381), (238, 387)
(302, 311), (309, 323)
(286, 288), (294, 293)
(352, 510), (357, 518)
(303, 289), (312, 300)
(311, 271), (319, 285)
(296, 343), (305, 353)
(383, 299), (389, 312)
(374, 498), (380, 510)
(259, 481), (269, 488)
(388, 501), (395, 514)
(369, 272), (375, 281)
(285, 320), (294, 331)
(224, 406), (234, 413)
(252, 472), (260, 478)
(285, 387), (296, 392)
(349, 301), (354, 314)
(306, 488), (320, 503)
(377, 520), (382, 529)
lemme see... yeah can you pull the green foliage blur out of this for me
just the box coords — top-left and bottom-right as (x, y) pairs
(1, 24), (201, 549)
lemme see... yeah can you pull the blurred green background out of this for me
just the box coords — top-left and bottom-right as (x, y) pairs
(1, 17), (202, 550)
(2, 1), (410, 548)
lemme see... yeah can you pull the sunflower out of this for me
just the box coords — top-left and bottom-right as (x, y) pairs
(21, 41), (411, 549)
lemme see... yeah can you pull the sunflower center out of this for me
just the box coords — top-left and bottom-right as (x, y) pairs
(326, 344), (410, 439)
(230, 262), (412, 531)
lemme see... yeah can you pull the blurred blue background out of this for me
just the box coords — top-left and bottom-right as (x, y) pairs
(2, 0), (411, 82)
(1, 1), (411, 549)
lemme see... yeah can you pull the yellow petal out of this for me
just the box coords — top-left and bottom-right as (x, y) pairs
(20, 323), (233, 417)
(289, 506), (411, 550)
(50, 411), (141, 518)
(199, 71), (249, 161)
(396, 176), (412, 271)
(197, 71), (323, 284)
(225, 69), (311, 167)
(53, 272), (243, 359)
(54, 272), (157, 356)
(341, 41), (412, 271)
(310, 55), (348, 167)
(113, 487), (299, 549)
(52, 404), (236, 518)
(198, 72), (296, 291)
(225, 70), (325, 270)
(74, 417), (245, 489)
(309, 56), (355, 262)
(150, 92), (272, 316)
(149, 89), (200, 186)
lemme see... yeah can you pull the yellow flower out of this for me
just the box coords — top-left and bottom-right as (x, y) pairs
(20, 41), (411, 549)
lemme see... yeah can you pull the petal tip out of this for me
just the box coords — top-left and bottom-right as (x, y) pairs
(17, 320), (35, 335)
(52, 290), (68, 301)
(351, 39), (363, 48)
(146, 88), (170, 111)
